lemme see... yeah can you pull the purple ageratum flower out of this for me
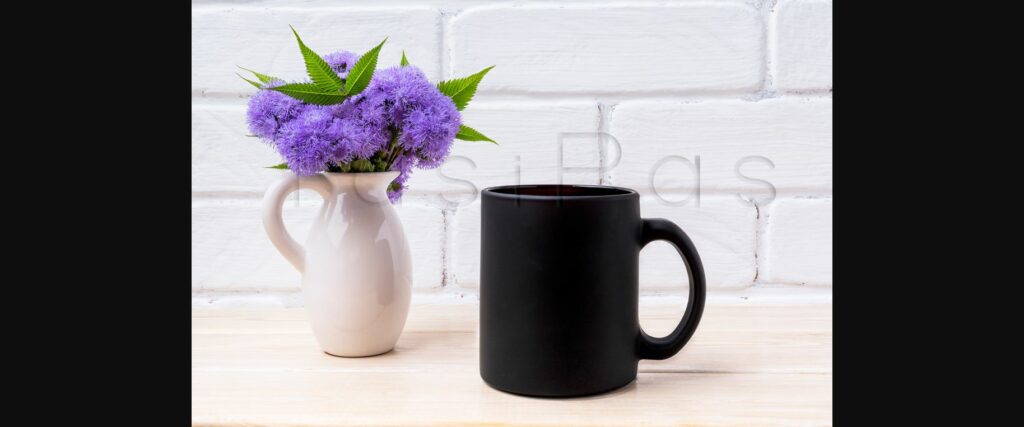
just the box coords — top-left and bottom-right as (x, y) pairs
(323, 51), (360, 79)
(346, 66), (461, 201)
(248, 64), (461, 203)
(402, 101), (460, 169)
(329, 101), (391, 160)
(275, 107), (346, 176)
(246, 81), (304, 140)
(356, 66), (461, 167)
(387, 152), (417, 202)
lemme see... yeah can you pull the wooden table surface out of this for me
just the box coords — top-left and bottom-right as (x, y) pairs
(192, 301), (832, 426)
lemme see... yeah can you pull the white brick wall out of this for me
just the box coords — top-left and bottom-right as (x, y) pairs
(772, 0), (833, 91)
(450, 4), (765, 94)
(192, 198), (445, 291)
(638, 197), (758, 290)
(192, 1), (833, 302)
(192, 103), (281, 194)
(192, 7), (442, 97)
(609, 98), (832, 195)
(761, 198), (832, 285)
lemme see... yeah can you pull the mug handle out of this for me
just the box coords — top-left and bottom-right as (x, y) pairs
(636, 218), (707, 360)
(261, 172), (331, 274)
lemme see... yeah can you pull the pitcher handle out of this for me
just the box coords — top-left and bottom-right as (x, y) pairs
(261, 172), (331, 273)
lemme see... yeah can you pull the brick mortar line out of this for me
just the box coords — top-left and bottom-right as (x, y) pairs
(439, 7), (453, 79)
(597, 103), (612, 185)
(190, 1), (781, 13)
(191, 92), (832, 107)
(753, 203), (767, 286)
(762, 0), (777, 95)
(439, 207), (455, 288)
(191, 192), (835, 204)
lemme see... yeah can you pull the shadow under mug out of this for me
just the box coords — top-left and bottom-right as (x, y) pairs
(479, 184), (706, 397)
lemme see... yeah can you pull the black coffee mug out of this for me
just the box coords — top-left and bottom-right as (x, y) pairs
(479, 184), (706, 397)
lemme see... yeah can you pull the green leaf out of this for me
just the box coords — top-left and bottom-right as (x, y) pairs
(266, 163), (289, 170)
(436, 65), (494, 111)
(400, 51), (410, 67)
(455, 124), (497, 144)
(350, 159), (374, 172)
(237, 73), (263, 89)
(269, 82), (346, 105)
(290, 25), (344, 93)
(237, 66), (280, 85)
(344, 38), (387, 96)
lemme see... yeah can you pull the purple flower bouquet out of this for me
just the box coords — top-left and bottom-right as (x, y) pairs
(240, 27), (495, 202)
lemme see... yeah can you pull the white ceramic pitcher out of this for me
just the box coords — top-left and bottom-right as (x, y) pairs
(262, 171), (412, 357)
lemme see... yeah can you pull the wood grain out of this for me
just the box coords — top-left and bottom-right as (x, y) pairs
(192, 302), (832, 426)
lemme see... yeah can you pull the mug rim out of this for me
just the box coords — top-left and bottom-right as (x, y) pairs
(482, 184), (638, 201)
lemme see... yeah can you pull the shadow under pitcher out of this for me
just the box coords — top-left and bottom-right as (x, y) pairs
(479, 184), (707, 397)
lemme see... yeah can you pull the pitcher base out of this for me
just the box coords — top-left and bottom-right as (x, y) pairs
(322, 347), (395, 358)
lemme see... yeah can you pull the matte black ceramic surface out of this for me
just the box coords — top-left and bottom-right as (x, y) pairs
(479, 185), (706, 397)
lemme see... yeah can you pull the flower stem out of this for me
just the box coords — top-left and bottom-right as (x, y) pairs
(384, 130), (403, 170)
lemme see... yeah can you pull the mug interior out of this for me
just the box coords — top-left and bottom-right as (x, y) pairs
(485, 185), (636, 198)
